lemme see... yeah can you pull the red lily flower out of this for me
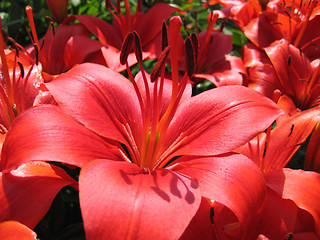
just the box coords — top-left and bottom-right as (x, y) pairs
(73, 0), (179, 71)
(1, 17), (282, 239)
(25, 7), (102, 77)
(244, 39), (320, 111)
(244, 38), (320, 173)
(0, 19), (45, 137)
(169, 13), (246, 87)
(0, 221), (37, 240)
(238, 109), (320, 238)
(214, 0), (320, 60)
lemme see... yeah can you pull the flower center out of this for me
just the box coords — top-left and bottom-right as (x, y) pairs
(120, 17), (191, 171)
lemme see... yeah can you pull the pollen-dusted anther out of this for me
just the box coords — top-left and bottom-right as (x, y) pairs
(17, 61), (25, 79)
(185, 36), (196, 77)
(162, 21), (168, 50)
(120, 32), (134, 65)
(34, 43), (39, 65)
(133, 31), (143, 62)
(150, 46), (171, 82)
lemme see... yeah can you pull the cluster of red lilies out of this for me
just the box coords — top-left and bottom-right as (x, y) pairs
(0, 0), (319, 239)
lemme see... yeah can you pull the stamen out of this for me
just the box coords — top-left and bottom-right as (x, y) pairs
(50, 21), (55, 36)
(150, 46), (171, 82)
(141, 167), (151, 175)
(136, 0), (142, 13)
(185, 36), (195, 77)
(289, 124), (294, 136)
(198, 12), (218, 68)
(0, 18), (14, 107)
(219, 21), (225, 32)
(105, 0), (110, 8)
(17, 62), (24, 79)
(284, 233), (293, 240)
(190, 33), (199, 62)
(183, 20), (191, 36)
(117, 0), (120, 13)
(120, 32), (134, 65)
(288, 56), (292, 66)
(25, 6), (40, 47)
(124, 0), (132, 32)
(194, 10), (199, 35)
(162, 22), (168, 50)
(34, 43), (39, 65)
(294, 0), (317, 47)
(132, 31), (143, 62)
(210, 207), (214, 224)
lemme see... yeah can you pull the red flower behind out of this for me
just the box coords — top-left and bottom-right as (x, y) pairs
(73, 0), (179, 71)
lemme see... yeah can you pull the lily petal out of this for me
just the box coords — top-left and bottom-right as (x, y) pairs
(265, 168), (320, 235)
(44, 63), (143, 147)
(161, 85), (282, 158)
(170, 153), (266, 228)
(134, 3), (179, 48)
(0, 221), (37, 240)
(0, 161), (75, 229)
(79, 160), (201, 240)
(1, 104), (124, 172)
(263, 107), (320, 171)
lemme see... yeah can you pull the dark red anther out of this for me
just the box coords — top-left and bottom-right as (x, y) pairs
(288, 56), (291, 66)
(105, 0), (110, 8)
(133, 31), (143, 62)
(17, 62), (24, 79)
(150, 46), (171, 82)
(210, 207), (214, 224)
(219, 21), (225, 32)
(284, 233), (293, 240)
(185, 36), (195, 77)
(34, 43), (39, 65)
(116, 0), (120, 13)
(162, 21), (168, 50)
(190, 33), (199, 62)
(137, 0), (142, 12)
(120, 32), (134, 65)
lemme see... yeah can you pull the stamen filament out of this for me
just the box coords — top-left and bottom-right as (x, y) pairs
(0, 19), (14, 107)
(124, 0), (132, 32)
(198, 12), (218, 67)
